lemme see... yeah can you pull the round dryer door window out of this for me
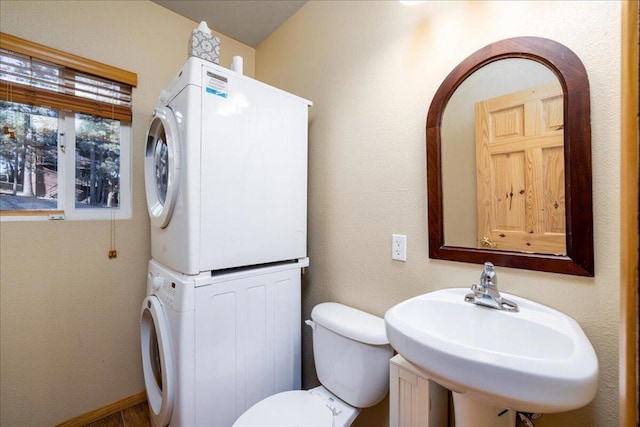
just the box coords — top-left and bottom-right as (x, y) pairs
(141, 295), (175, 426)
(145, 106), (180, 228)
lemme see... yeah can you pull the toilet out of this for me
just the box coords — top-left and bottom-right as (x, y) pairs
(233, 302), (394, 427)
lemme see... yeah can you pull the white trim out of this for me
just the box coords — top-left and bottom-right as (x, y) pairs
(57, 114), (69, 211)
(144, 107), (179, 228)
(140, 295), (175, 425)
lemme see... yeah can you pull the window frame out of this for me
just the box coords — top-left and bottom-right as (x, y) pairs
(61, 112), (132, 221)
(0, 32), (136, 221)
(0, 109), (132, 221)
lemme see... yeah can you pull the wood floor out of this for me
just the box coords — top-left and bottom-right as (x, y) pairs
(84, 402), (150, 427)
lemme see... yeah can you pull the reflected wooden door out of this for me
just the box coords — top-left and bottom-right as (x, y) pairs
(475, 82), (565, 254)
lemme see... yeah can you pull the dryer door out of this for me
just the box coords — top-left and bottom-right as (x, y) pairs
(141, 295), (175, 427)
(145, 106), (181, 228)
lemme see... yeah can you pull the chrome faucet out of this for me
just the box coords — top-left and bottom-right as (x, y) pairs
(464, 262), (519, 312)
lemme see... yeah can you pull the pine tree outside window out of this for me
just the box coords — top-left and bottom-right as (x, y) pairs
(0, 33), (137, 220)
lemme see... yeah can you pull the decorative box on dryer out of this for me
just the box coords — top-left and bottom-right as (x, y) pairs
(189, 21), (220, 64)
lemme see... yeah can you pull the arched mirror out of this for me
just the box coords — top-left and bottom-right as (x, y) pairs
(427, 37), (594, 276)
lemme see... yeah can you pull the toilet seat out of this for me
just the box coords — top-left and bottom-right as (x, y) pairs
(234, 390), (334, 427)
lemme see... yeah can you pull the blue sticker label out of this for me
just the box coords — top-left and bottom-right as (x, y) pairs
(206, 87), (228, 98)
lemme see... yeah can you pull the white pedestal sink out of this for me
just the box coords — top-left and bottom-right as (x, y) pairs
(384, 288), (598, 427)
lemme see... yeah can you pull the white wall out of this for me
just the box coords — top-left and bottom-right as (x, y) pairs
(256, 1), (620, 426)
(0, 1), (254, 425)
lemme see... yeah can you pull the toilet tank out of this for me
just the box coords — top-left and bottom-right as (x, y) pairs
(309, 302), (393, 408)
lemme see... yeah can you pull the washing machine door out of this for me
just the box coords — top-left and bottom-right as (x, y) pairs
(145, 106), (180, 229)
(141, 295), (175, 427)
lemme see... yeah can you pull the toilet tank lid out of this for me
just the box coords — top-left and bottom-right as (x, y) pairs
(311, 302), (389, 345)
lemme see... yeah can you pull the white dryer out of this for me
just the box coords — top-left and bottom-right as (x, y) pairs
(140, 258), (306, 427)
(145, 57), (312, 275)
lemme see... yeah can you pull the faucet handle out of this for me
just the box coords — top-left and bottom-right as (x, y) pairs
(480, 262), (497, 286)
(467, 263), (519, 312)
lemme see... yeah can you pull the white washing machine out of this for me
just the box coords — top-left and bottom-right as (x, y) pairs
(140, 258), (306, 427)
(145, 57), (311, 275)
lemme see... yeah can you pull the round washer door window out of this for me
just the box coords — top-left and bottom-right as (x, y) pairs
(140, 295), (175, 426)
(145, 106), (180, 228)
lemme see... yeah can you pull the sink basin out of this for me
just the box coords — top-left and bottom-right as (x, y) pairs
(385, 288), (598, 414)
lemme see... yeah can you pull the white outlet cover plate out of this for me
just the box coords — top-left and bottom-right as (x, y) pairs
(392, 234), (407, 261)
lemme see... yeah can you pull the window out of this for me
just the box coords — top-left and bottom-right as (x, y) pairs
(0, 33), (137, 220)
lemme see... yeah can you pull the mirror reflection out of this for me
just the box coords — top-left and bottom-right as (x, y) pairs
(442, 59), (565, 255)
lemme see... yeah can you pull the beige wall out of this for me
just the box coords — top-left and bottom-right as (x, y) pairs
(0, 1), (254, 425)
(256, 1), (620, 426)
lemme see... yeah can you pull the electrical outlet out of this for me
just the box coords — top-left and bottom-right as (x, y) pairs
(392, 234), (407, 261)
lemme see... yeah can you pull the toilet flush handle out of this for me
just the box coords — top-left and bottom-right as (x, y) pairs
(305, 320), (315, 330)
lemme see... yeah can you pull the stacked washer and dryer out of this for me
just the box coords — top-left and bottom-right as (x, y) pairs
(140, 56), (311, 427)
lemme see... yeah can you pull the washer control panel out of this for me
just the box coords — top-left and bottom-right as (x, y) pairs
(148, 273), (177, 309)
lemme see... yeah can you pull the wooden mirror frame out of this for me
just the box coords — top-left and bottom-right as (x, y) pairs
(427, 37), (594, 276)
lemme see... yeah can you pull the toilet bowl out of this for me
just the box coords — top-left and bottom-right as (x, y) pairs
(233, 386), (359, 427)
(233, 302), (393, 427)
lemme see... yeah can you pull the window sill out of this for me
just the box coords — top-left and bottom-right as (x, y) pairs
(0, 209), (131, 221)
